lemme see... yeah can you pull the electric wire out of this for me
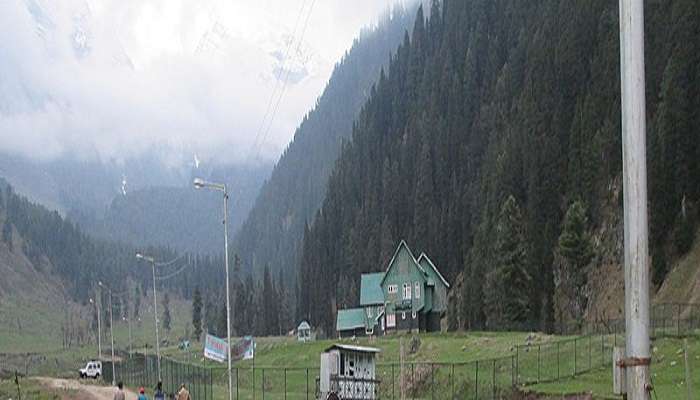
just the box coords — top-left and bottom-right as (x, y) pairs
(246, 0), (309, 163)
(253, 0), (317, 162)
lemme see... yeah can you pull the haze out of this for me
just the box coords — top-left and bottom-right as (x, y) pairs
(0, 0), (408, 168)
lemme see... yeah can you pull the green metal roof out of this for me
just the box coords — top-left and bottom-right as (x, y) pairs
(336, 308), (367, 331)
(360, 273), (385, 306)
(417, 253), (450, 288)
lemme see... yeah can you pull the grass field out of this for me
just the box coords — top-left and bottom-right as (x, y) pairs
(529, 336), (700, 399)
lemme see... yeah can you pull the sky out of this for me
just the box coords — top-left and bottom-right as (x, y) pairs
(0, 0), (410, 168)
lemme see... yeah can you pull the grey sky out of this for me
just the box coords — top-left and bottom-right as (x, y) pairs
(0, 0), (410, 167)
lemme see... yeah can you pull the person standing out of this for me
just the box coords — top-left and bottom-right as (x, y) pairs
(138, 387), (148, 400)
(154, 381), (165, 400)
(176, 383), (191, 400)
(113, 382), (126, 400)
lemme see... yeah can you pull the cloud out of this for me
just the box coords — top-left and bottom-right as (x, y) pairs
(0, 0), (407, 167)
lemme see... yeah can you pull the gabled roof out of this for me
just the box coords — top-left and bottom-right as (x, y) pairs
(360, 272), (385, 305)
(379, 240), (424, 286)
(417, 253), (450, 288)
(297, 320), (311, 330)
(325, 344), (381, 353)
(336, 308), (366, 331)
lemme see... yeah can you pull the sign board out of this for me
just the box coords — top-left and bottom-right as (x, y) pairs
(231, 336), (255, 361)
(204, 334), (228, 362)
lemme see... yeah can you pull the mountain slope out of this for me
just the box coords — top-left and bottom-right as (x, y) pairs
(232, 6), (417, 279)
(298, 0), (700, 333)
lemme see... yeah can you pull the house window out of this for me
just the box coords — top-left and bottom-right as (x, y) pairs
(412, 311), (417, 319)
(402, 312), (406, 320)
(388, 284), (398, 294)
(403, 283), (411, 300)
(367, 307), (373, 318)
(387, 313), (396, 327)
(415, 282), (421, 299)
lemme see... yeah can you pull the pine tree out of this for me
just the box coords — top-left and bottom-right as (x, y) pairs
(192, 287), (203, 340)
(557, 200), (593, 321)
(2, 220), (12, 251)
(162, 292), (171, 333)
(495, 195), (532, 325)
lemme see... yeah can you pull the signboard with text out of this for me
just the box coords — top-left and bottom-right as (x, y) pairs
(204, 334), (228, 362)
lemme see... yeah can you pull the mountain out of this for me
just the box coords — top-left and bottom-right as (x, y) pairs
(71, 163), (271, 254)
(298, 0), (700, 333)
(232, 4), (417, 280)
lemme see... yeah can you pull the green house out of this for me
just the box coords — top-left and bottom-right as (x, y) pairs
(335, 241), (449, 337)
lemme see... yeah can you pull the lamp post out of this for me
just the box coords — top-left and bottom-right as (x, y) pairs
(99, 281), (117, 385)
(136, 252), (161, 382)
(122, 316), (133, 357)
(89, 297), (102, 361)
(193, 177), (233, 400)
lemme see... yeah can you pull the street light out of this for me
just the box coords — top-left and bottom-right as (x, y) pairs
(122, 316), (132, 357)
(99, 281), (117, 385)
(193, 177), (233, 400)
(136, 252), (161, 381)
(89, 297), (102, 361)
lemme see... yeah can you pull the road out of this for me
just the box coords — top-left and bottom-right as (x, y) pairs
(36, 377), (138, 400)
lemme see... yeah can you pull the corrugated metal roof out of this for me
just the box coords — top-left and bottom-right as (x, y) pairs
(325, 344), (381, 353)
(297, 320), (311, 330)
(360, 273), (385, 305)
(336, 308), (366, 331)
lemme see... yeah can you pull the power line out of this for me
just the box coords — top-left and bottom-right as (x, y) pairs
(247, 0), (313, 163)
(253, 0), (317, 162)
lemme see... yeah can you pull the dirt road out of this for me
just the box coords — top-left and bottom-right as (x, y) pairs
(36, 377), (138, 400)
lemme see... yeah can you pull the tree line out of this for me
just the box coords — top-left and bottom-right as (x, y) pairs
(298, 0), (700, 334)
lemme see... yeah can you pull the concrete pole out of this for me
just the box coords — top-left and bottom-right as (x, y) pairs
(619, 0), (651, 398)
(151, 260), (162, 382)
(223, 187), (233, 400)
(96, 297), (102, 361)
(108, 289), (116, 385)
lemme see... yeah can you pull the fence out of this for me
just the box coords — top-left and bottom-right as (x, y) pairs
(105, 354), (214, 400)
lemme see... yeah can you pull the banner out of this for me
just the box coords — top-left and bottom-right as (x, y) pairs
(204, 334), (228, 362)
(231, 336), (255, 361)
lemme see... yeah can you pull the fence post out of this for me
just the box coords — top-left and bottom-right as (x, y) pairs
(305, 368), (309, 400)
(515, 346), (519, 386)
(451, 363), (455, 400)
(431, 363), (435, 400)
(537, 344), (542, 383)
(412, 363), (415, 400)
(284, 368), (287, 400)
(262, 368), (265, 400)
(678, 303), (682, 336)
(475, 360), (479, 400)
(556, 342), (560, 380)
(574, 338), (577, 376)
(492, 359), (496, 400)
(391, 363), (394, 400)
(589, 335), (592, 370)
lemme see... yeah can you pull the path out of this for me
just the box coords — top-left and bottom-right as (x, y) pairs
(36, 377), (138, 400)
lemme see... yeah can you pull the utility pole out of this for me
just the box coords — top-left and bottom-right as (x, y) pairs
(99, 282), (117, 384)
(194, 178), (233, 400)
(90, 297), (102, 361)
(619, 0), (651, 398)
(136, 253), (162, 382)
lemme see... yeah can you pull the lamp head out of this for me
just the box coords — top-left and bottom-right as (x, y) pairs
(193, 178), (205, 189)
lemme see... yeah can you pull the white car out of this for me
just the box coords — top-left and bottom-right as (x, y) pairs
(79, 361), (102, 379)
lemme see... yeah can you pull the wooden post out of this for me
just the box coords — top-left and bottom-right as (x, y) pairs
(400, 338), (405, 400)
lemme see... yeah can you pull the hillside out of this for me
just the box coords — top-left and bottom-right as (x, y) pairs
(71, 163), (271, 254)
(232, 5), (417, 282)
(298, 0), (700, 334)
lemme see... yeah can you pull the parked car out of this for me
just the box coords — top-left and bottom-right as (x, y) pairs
(79, 361), (102, 379)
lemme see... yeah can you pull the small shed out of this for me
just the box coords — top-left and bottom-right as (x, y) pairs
(318, 344), (380, 400)
(297, 320), (312, 342)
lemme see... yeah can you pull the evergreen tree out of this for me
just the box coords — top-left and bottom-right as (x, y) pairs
(2, 220), (12, 251)
(557, 200), (593, 321)
(495, 195), (532, 325)
(192, 287), (203, 340)
(162, 292), (171, 333)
